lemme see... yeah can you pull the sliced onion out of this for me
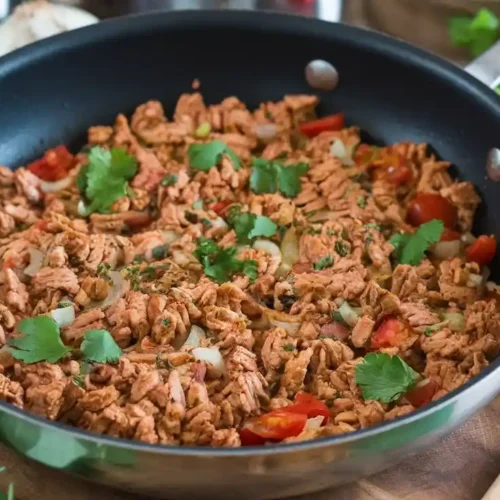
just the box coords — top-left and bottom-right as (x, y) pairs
(305, 416), (325, 431)
(253, 239), (282, 269)
(338, 301), (359, 327)
(184, 325), (206, 348)
(211, 217), (228, 230)
(461, 232), (476, 245)
(192, 347), (225, 377)
(262, 307), (302, 336)
(51, 305), (75, 328)
(269, 319), (301, 335)
(40, 176), (72, 193)
(256, 123), (277, 142)
(24, 248), (45, 277)
(77, 199), (88, 217)
(160, 230), (181, 244)
(330, 139), (355, 166)
(441, 312), (465, 332)
(430, 240), (461, 260)
(467, 273), (483, 287)
(277, 227), (299, 277)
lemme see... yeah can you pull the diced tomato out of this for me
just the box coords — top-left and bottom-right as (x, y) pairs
(371, 317), (410, 349)
(34, 220), (47, 232)
(319, 321), (349, 341)
(371, 152), (412, 185)
(2, 256), (16, 270)
(298, 113), (345, 138)
(386, 164), (412, 185)
(285, 392), (330, 422)
(440, 228), (461, 242)
(465, 235), (497, 266)
(240, 410), (307, 445)
(354, 144), (379, 166)
(405, 378), (439, 408)
(27, 145), (75, 182)
(211, 200), (233, 216)
(407, 193), (457, 228)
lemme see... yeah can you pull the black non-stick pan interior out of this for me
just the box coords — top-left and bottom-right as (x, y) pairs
(1, 10), (500, 273)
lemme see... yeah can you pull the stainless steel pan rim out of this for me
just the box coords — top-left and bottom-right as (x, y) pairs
(1, 8), (500, 456)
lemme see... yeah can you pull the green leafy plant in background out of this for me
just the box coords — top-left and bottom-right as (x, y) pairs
(449, 8), (500, 95)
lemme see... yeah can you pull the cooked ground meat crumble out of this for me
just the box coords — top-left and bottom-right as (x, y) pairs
(0, 92), (498, 447)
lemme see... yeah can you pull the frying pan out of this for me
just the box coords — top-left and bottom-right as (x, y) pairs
(1, 10), (500, 500)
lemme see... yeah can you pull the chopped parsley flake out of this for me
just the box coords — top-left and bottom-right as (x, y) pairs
(313, 254), (333, 270)
(161, 174), (178, 187)
(334, 240), (350, 257)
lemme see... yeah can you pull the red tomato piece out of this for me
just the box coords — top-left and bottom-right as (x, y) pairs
(440, 228), (461, 242)
(407, 193), (457, 228)
(285, 392), (330, 422)
(466, 235), (497, 266)
(211, 200), (232, 216)
(27, 145), (75, 182)
(240, 410), (307, 445)
(386, 164), (412, 185)
(354, 144), (379, 166)
(319, 322), (349, 341)
(371, 317), (409, 349)
(298, 113), (345, 138)
(405, 378), (439, 408)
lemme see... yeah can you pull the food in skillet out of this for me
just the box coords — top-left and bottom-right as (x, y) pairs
(0, 93), (498, 447)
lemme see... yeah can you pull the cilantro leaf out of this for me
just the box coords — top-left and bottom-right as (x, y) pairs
(390, 220), (444, 266)
(194, 238), (258, 283)
(449, 8), (499, 57)
(227, 206), (277, 243)
(77, 147), (138, 215)
(8, 316), (72, 364)
(188, 140), (240, 171)
(161, 174), (178, 187)
(80, 330), (122, 364)
(250, 157), (309, 198)
(313, 254), (333, 270)
(355, 353), (419, 403)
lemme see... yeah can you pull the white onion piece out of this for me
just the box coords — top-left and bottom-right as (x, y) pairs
(77, 200), (88, 217)
(256, 123), (277, 142)
(486, 281), (499, 292)
(430, 240), (461, 260)
(338, 301), (359, 327)
(467, 273), (483, 287)
(330, 139), (355, 166)
(461, 232), (476, 245)
(51, 305), (75, 328)
(305, 416), (325, 431)
(441, 312), (465, 332)
(24, 248), (45, 277)
(40, 176), (72, 193)
(253, 239), (282, 267)
(160, 230), (181, 244)
(184, 325), (206, 348)
(277, 227), (299, 276)
(269, 319), (301, 335)
(211, 217), (229, 230)
(192, 347), (225, 377)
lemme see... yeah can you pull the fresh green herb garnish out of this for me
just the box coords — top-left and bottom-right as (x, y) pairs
(188, 140), (240, 171)
(327, 229), (338, 237)
(313, 254), (333, 270)
(227, 206), (277, 244)
(357, 195), (367, 208)
(194, 238), (258, 283)
(96, 262), (111, 276)
(282, 344), (295, 352)
(449, 8), (499, 57)
(8, 316), (72, 364)
(76, 147), (138, 215)
(80, 330), (123, 364)
(192, 199), (204, 210)
(162, 318), (170, 326)
(389, 219), (444, 266)
(355, 353), (419, 403)
(132, 254), (147, 264)
(201, 218), (212, 226)
(334, 241), (350, 257)
(72, 360), (91, 388)
(152, 244), (169, 261)
(250, 157), (309, 198)
(423, 321), (449, 337)
(161, 174), (178, 187)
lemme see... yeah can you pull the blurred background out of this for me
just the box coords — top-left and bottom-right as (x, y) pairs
(1, 0), (500, 65)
